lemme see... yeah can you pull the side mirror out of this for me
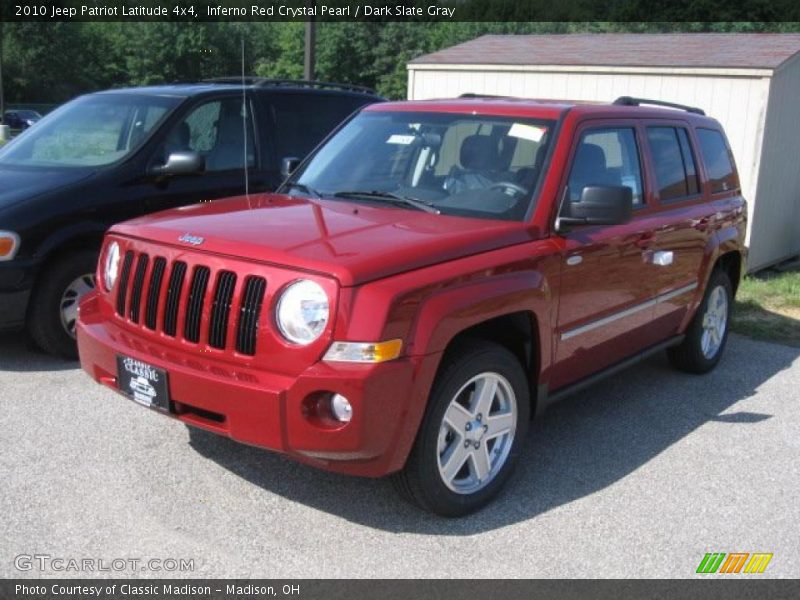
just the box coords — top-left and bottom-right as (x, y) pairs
(151, 151), (205, 177)
(557, 185), (633, 230)
(281, 156), (301, 179)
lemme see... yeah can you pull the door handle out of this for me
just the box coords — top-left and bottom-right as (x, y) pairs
(635, 232), (655, 249)
(693, 217), (711, 231)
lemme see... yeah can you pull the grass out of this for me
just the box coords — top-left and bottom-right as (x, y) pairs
(732, 262), (800, 347)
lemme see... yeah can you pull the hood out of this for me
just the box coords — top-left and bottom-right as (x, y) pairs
(112, 194), (539, 286)
(0, 165), (95, 210)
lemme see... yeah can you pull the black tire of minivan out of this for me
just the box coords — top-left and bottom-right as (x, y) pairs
(667, 269), (733, 374)
(27, 250), (98, 360)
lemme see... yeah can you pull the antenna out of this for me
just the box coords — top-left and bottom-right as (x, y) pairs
(241, 35), (251, 208)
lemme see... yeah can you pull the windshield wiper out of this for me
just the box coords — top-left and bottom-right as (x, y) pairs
(332, 190), (440, 214)
(284, 181), (320, 198)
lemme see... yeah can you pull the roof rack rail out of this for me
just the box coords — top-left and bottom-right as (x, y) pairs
(613, 96), (705, 115)
(202, 77), (378, 95)
(459, 93), (511, 99)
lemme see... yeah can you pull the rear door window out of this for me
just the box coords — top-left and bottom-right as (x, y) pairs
(646, 127), (700, 202)
(696, 128), (738, 193)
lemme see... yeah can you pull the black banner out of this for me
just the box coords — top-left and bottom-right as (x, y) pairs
(3, 580), (800, 600)
(2, 0), (800, 22)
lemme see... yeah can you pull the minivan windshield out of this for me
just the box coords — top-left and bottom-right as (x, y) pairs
(290, 110), (555, 221)
(0, 94), (181, 168)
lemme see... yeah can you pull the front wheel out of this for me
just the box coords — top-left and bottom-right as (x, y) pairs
(27, 250), (98, 359)
(667, 269), (733, 374)
(393, 342), (530, 517)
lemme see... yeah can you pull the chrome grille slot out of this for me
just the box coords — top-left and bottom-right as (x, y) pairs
(184, 266), (210, 343)
(236, 276), (266, 356)
(128, 253), (149, 323)
(115, 251), (134, 316)
(162, 261), (187, 337)
(144, 257), (167, 330)
(209, 271), (237, 349)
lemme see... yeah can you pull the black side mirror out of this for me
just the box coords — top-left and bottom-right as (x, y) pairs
(281, 156), (301, 179)
(151, 151), (205, 177)
(557, 185), (633, 230)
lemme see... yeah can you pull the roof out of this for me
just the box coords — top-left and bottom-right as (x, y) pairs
(409, 34), (800, 71)
(94, 80), (378, 98)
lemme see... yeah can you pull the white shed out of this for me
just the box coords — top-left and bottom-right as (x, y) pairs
(407, 33), (800, 271)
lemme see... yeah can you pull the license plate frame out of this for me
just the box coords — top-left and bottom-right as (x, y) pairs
(116, 355), (170, 412)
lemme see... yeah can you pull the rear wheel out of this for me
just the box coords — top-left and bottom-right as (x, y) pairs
(393, 342), (530, 516)
(27, 250), (98, 359)
(667, 269), (732, 374)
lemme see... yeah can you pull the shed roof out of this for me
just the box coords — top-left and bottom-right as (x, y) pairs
(409, 34), (800, 71)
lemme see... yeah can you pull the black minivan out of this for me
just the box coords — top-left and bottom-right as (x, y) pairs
(0, 79), (380, 357)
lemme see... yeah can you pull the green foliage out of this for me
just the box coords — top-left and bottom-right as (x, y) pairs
(2, 21), (799, 103)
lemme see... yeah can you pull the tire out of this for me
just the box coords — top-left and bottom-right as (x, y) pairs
(393, 341), (530, 517)
(27, 250), (98, 359)
(667, 269), (733, 374)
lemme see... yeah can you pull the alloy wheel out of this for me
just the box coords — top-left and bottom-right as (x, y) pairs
(436, 372), (517, 495)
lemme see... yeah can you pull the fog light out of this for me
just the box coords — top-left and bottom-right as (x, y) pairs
(330, 394), (352, 423)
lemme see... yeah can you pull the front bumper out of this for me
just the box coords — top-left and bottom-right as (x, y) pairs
(77, 292), (440, 477)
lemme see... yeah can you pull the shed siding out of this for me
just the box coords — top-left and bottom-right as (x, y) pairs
(750, 55), (800, 270)
(408, 67), (774, 266)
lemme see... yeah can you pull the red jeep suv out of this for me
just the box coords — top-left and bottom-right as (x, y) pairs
(78, 96), (746, 516)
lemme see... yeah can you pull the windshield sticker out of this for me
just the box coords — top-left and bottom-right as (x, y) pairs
(387, 134), (416, 145)
(508, 123), (546, 143)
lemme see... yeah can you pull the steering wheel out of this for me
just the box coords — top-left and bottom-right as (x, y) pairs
(490, 181), (528, 196)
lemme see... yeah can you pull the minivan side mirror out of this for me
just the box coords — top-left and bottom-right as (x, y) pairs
(150, 151), (205, 177)
(557, 185), (633, 230)
(281, 156), (301, 179)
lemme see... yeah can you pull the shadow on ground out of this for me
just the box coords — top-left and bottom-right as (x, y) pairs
(0, 332), (76, 372)
(2, 328), (796, 534)
(183, 334), (799, 534)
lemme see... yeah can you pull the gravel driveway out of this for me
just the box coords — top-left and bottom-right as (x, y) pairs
(1, 332), (798, 578)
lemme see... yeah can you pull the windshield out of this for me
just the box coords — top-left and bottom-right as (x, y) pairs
(291, 110), (555, 221)
(0, 94), (181, 168)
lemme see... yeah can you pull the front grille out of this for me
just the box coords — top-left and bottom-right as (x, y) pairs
(163, 261), (187, 337)
(115, 251), (134, 316)
(184, 266), (211, 343)
(209, 271), (237, 349)
(114, 252), (267, 356)
(144, 257), (167, 330)
(128, 254), (149, 323)
(236, 276), (267, 355)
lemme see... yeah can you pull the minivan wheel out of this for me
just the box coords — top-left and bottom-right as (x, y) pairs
(393, 341), (530, 517)
(667, 269), (733, 374)
(27, 250), (98, 359)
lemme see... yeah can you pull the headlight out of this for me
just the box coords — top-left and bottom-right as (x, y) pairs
(103, 241), (121, 291)
(276, 280), (329, 345)
(0, 231), (20, 262)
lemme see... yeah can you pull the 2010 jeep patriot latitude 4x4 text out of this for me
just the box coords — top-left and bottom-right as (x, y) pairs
(78, 96), (746, 516)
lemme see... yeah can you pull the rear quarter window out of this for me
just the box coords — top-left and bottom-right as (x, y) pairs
(646, 126), (700, 202)
(269, 94), (373, 167)
(696, 128), (738, 193)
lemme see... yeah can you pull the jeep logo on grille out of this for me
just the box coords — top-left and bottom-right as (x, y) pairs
(178, 233), (204, 246)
